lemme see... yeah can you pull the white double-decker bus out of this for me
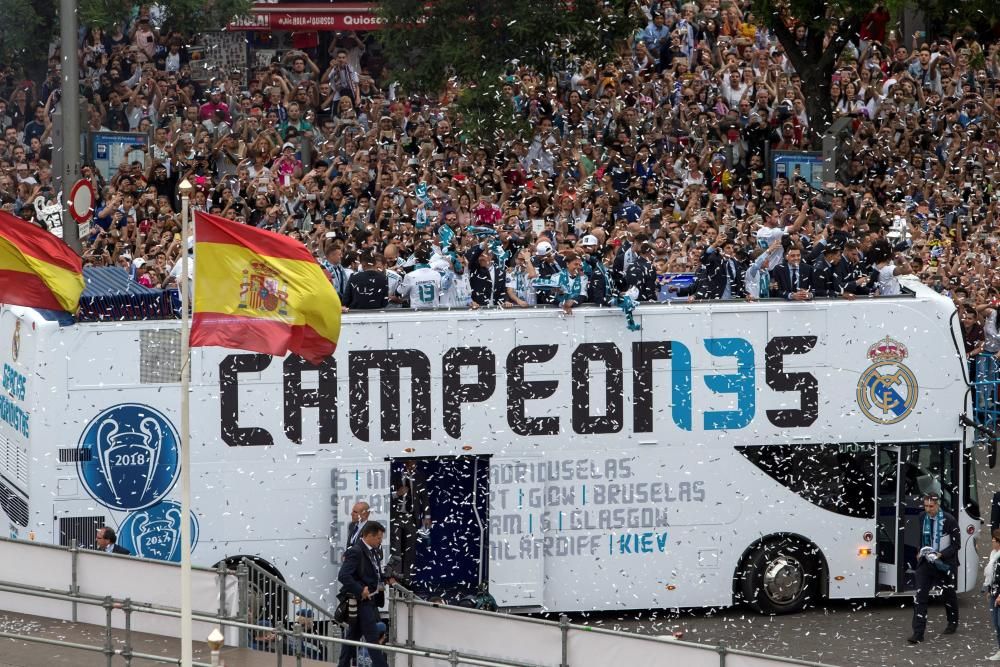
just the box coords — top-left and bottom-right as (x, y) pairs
(0, 277), (984, 614)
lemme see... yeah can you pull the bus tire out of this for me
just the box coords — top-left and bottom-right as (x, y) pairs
(741, 538), (817, 615)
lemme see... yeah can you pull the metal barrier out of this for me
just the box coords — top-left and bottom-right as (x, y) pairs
(0, 536), (835, 667)
(388, 585), (836, 667)
(0, 576), (539, 667)
(235, 557), (340, 662)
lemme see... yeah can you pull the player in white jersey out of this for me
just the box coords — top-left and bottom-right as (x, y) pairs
(431, 254), (465, 309)
(385, 268), (403, 308)
(397, 244), (443, 309)
(754, 203), (808, 270)
(870, 238), (911, 296)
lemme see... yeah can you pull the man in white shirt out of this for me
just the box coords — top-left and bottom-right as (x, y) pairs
(870, 238), (911, 296)
(398, 244), (443, 309)
(755, 202), (809, 270)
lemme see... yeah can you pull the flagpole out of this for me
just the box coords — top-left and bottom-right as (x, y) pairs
(177, 179), (193, 667)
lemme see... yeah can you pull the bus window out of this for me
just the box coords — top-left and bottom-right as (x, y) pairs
(900, 443), (958, 515)
(737, 444), (876, 518)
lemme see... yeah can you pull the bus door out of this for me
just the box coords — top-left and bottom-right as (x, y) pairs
(876, 445), (903, 593)
(876, 443), (959, 593)
(389, 455), (490, 602)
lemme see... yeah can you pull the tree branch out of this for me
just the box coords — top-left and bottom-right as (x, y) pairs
(818, 13), (862, 71)
(770, 13), (810, 76)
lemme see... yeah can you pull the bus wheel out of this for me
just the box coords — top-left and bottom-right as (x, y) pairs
(741, 539), (816, 615)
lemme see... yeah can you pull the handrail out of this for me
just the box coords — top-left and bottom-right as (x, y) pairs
(0, 576), (543, 667)
(0, 548), (836, 667)
(386, 585), (836, 667)
(238, 556), (337, 623)
(0, 535), (225, 575)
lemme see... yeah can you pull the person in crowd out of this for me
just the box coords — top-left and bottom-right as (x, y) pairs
(397, 243), (442, 309)
(812, 241), (845, 298)
(744, 238), (782, 300)
(691, 234), (745, 300)
(774, 243), (814, 300)
(506, 248), (538, 307)
(95, 526), (131, 555)
(467, 242), (507, 308)
(345, 501), (370, 553)
(12, 1), (1000, 340)
(343, 248), (388, 309)
(338, 522), (391, 667)
(908, 493), (960, 643)
(553, 250), (588, 314)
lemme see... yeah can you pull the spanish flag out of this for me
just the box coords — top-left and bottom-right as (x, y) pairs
(191, 211), (341, 364)
(0, 210), (84, 312)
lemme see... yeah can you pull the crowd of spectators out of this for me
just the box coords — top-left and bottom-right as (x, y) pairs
(3, 3), (1000, 324)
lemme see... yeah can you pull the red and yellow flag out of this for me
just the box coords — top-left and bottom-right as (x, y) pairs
(0, 210), (83, 312)
(191, 211), (341, 364)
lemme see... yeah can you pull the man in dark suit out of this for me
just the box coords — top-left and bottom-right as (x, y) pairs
(338, 522), (390, 667)
(774, 244), (814, 301)
(95, 526), (130, 555)
(908, 493), (961, 643)
(687, 235), (746, 301)
(343, 249), (388, 310)
(811, 242), (843, 298)
(836, 241), (872, 295)
(625, 241), (659, 302)
(345, 501), (370, 552)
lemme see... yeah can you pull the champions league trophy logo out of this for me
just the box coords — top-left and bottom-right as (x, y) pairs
(856, 336), (919, 425)
(77, 405), (180, 511)
(96, 416), (163, 506)
(119, 500), (199, 563)
(131, 504), (182, 561)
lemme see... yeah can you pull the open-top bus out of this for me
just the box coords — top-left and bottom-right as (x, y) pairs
(0, 276), (983, 613)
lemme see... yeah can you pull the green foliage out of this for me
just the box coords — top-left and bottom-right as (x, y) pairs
(79, 0), (254, 35)
(377, 0), (634, 140)
(0, 0), (253, 76)
(0, 0), (44, 67)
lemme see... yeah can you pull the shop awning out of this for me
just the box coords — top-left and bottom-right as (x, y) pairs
(228, 2), (383, 31)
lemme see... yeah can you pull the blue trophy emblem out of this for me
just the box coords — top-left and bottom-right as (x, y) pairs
(119, 501), (199, 562)
(77, 404), (180, 511)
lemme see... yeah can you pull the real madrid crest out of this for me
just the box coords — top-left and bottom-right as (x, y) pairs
(856, 336), (918, 424)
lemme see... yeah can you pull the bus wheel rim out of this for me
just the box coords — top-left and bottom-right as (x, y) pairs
(762, 556), (804, 604)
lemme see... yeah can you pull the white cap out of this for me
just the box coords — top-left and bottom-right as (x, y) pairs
(132, 258), (146, 268)
(580, 234), (599, 247)
(535, 241), (553, 256)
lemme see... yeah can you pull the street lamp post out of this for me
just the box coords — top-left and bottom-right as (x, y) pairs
(59, 0), (81, 252)
(178, 178), (194, 667)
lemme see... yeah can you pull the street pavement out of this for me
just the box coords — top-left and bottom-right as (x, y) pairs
(579, 592), (995, 667)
